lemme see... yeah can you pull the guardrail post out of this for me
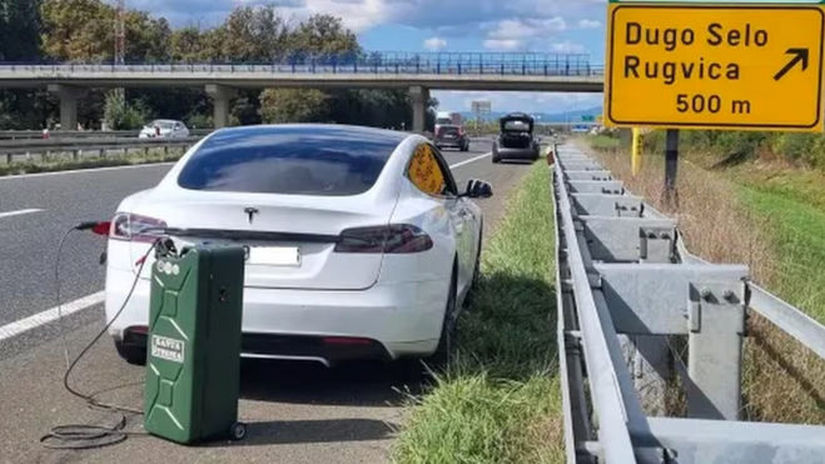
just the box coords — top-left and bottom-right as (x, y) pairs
(686, 282), (745, 420)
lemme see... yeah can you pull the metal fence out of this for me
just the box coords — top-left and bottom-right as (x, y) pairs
(0, 52), (602, 77)
(0, 129), (212, 140)
(553, 144), (825, 463)
(0, 136), (201, 164)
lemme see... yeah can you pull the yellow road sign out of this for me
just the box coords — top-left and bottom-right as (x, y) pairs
(605, 4), (825, 132)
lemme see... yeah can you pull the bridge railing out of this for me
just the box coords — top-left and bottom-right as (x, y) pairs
(0, 52), (603, 77)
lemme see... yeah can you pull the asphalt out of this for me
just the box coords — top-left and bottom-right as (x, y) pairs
(0, 138), (535, 463)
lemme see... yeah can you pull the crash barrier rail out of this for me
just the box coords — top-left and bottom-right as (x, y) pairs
(0, 129), (211, 140)
(0, 52), (603, 77)
(552, 144), (825, 463)
(0, 136), (202, 164)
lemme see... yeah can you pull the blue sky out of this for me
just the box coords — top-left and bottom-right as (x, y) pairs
(128, 0), (607, 114)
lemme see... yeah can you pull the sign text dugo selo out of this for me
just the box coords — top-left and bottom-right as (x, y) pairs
(605, 1), (825, 132)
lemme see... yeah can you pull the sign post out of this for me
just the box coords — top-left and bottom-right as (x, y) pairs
(664, 129), (679, 206)
(631, 127), (644, 176)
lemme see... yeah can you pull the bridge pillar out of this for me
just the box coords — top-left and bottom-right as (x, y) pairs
(48, 84), (85, 131)
(409, 86), (430, 134)
(205, 84), (237, 129)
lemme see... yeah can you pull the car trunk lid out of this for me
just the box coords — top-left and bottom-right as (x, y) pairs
(130, 193), (395, 290)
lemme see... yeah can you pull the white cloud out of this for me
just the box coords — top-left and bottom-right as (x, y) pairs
(488, 17), (566, 40)
(482, 16), (569, 52)
(578, 19), (601, 29)
(550, 41), (587, 54)
(483, 39), (523, 51)
(423, 37), (447, 51)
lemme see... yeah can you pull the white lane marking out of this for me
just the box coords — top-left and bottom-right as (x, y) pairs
(0, 208), (44, 219)
(0, 162), (176, 181)
(449, 152), (491, 169)
(0, 291), (105, 342)
(0, 150), (492, 343)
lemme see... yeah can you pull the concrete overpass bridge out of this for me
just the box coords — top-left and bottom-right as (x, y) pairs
(0, 52), (604, 131)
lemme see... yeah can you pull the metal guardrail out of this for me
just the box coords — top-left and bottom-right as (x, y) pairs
(0, 136), (202, 164)
(553, 144), (825, 463)
(0, 52), (603, 77)
(0, 129), (212, 140)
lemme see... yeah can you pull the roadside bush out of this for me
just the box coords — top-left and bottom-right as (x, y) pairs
(104, 90), (150, 130)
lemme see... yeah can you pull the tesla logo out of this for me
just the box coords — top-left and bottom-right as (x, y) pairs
(244, 207), (259, 224)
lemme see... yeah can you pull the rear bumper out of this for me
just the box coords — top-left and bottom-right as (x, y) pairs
(434, 137), (467, 147)
(105, 267), (448, 362)
(118, 331), (391, 366)
(494, 144), (539, 159)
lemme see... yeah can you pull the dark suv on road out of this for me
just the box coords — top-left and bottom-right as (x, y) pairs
(492, 113), (540, 163)
(434, 124), (470, 151)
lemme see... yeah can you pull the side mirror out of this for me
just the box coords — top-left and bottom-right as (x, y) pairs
(464, 179), (493, 199)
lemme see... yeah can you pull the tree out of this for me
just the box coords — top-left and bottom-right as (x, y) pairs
(40, 0), (114, 61)
(259, 89), (329, 123)
(170, 26), (206, 62)
(213, 6), (290, 62)
(289, 14), (359, 54)
(0, 0), (41, 61)
(104, 90), (148, 129)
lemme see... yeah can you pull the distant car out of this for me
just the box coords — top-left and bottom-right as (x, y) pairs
(434, 124), (470, 151)
(139, 119), (190, 139)
(105, 124), (491, 367)
(492, 113), (540, 163)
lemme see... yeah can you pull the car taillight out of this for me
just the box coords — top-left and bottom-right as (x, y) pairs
(110, 213), (166, 243)
(334, 224), (433, 254)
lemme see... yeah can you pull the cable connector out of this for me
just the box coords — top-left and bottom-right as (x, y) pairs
(75, 221), (111, 236)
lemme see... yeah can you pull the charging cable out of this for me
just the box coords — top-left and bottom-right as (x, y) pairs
(41, 225), (159, 450)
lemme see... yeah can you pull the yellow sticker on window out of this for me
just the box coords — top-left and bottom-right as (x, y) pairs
(409, 145), (445, 195)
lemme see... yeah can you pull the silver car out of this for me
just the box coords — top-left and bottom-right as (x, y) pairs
(139, 119), (190, 139)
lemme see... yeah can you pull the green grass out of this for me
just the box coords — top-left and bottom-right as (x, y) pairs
(586, 134), (621, 150)
(0, 148), (185, 177)
(392, 163), (563, 464)
(738, 185), (825, 322)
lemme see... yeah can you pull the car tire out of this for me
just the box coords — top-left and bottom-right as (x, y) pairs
(115, 340), (146, 366)
(426, 267), (458, 371)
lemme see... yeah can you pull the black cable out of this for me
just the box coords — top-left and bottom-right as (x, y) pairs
(41, 233), (159, 450)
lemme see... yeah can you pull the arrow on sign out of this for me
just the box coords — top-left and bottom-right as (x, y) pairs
(774, 48), (810, 81)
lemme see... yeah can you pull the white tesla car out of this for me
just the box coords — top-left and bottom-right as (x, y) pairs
(105, 124), (491, 366)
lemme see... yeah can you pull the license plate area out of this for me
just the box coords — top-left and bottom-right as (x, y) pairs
(245, 246), (301, 267)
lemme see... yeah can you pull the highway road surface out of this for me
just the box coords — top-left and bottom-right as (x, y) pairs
(0, 138), (536, 463)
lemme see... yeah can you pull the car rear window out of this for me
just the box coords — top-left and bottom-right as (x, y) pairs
(503, 120), (530, 131)
(177, 126), (404, 196)
(153, 121), (175, 129)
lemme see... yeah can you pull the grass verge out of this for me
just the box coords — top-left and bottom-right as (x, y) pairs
(0, 148), (185, 177)
(392, 162), (563, 464)
(584, 136), (825, 424)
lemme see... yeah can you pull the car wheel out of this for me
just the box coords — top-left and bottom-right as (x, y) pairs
(115, 340), (146, 366)
(426, 267), (458, 371)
